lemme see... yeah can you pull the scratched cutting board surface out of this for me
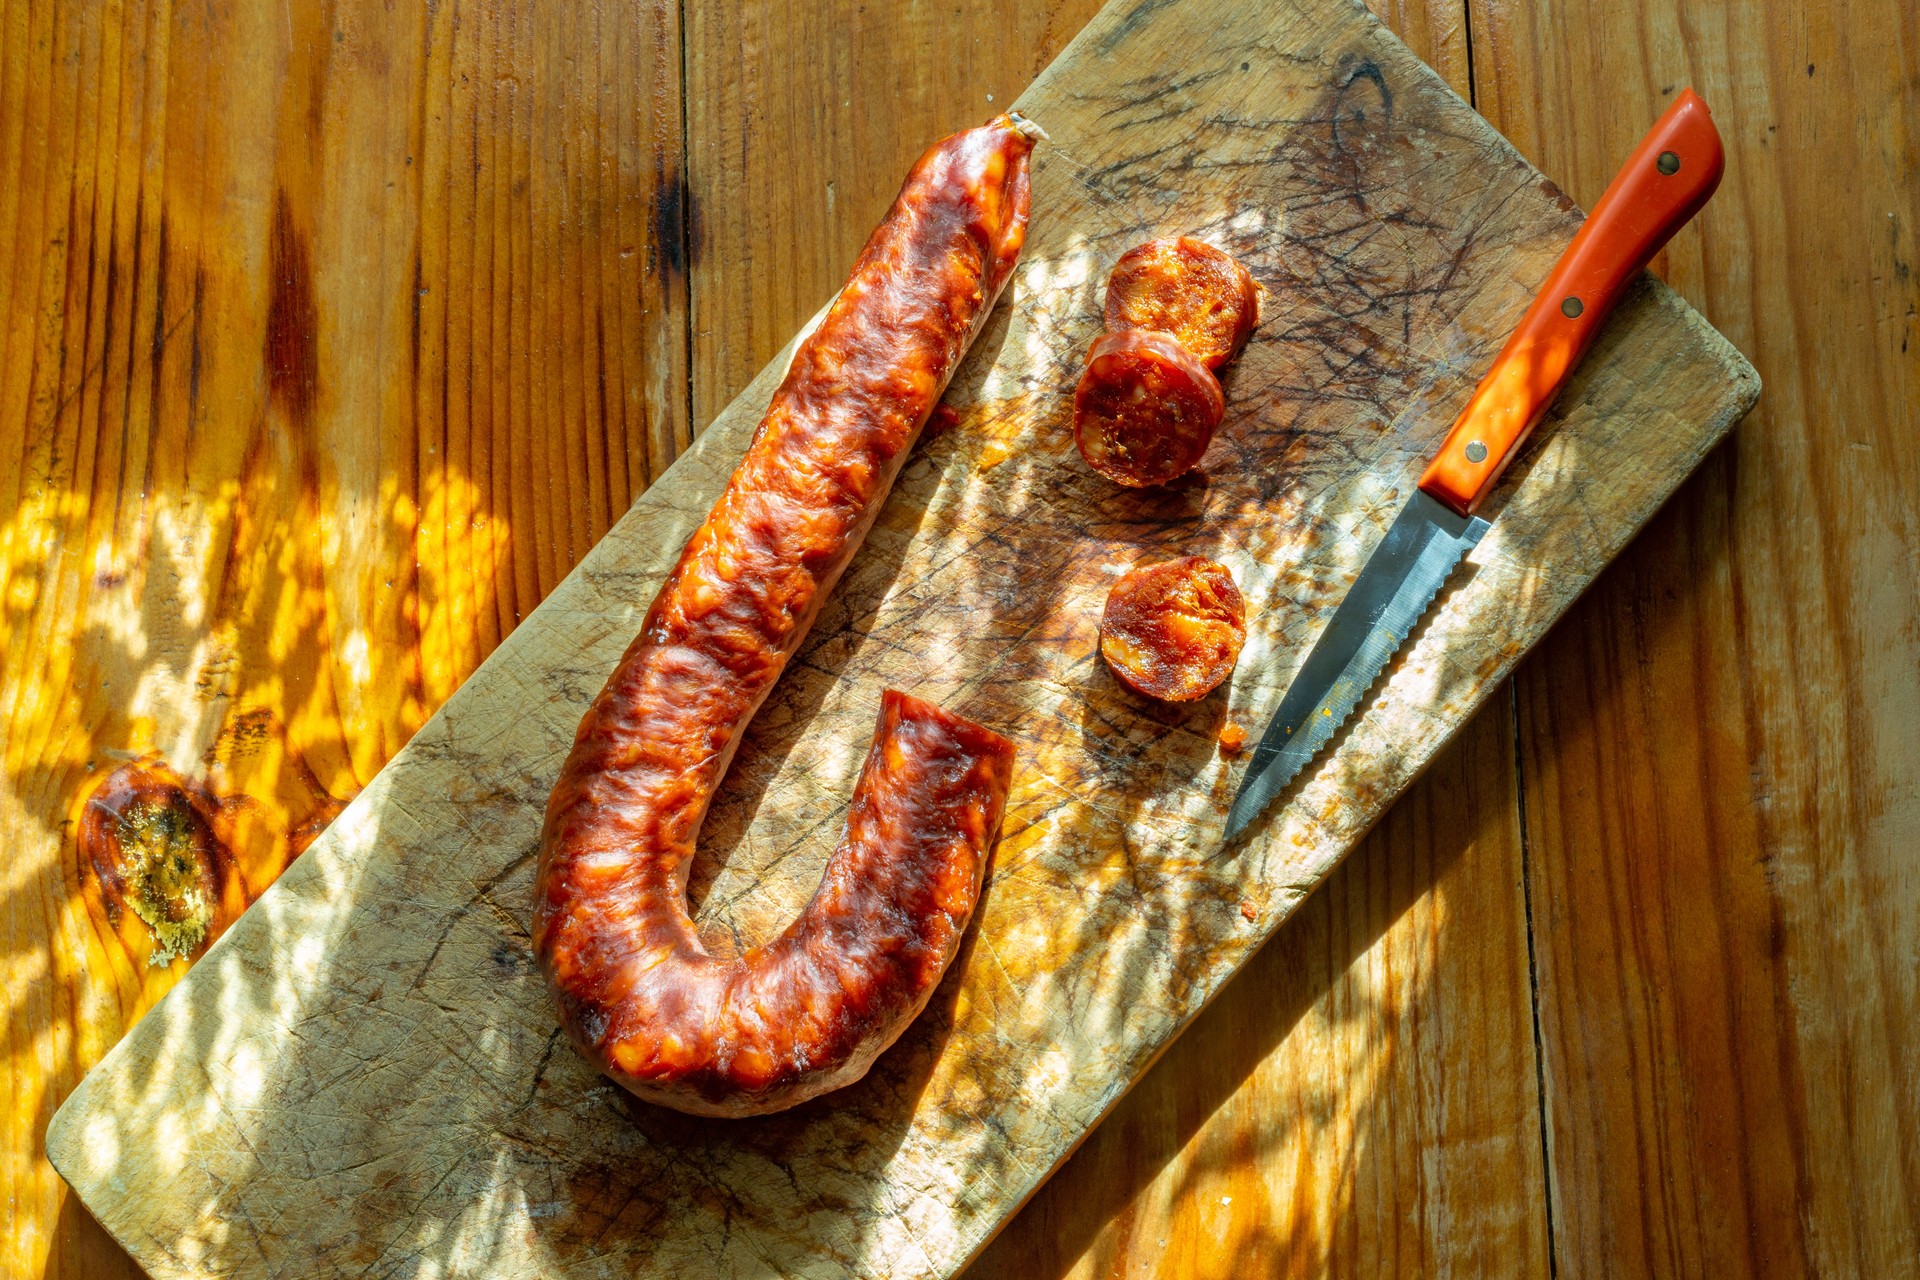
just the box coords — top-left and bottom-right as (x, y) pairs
(47, 0), (1758, 1274)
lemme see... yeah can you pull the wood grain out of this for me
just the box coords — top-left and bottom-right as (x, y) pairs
(0, 0), (685, 1272)
(1363, 0), (1472, 96)
(1470, 0), (1920, 1272)
(28, 0), (1909, 1277)
(42, 0), (1756, 1274)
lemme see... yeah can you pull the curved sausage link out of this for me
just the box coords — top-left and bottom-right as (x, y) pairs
(534, 114), (1039, 1117)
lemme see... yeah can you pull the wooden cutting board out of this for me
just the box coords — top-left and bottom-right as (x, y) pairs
(46, 0), (1758, 1274)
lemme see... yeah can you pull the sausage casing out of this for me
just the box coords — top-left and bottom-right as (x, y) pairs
(533, 115), (1039, 1117)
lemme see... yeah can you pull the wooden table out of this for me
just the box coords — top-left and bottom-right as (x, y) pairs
(1, 0), (1912, 1274)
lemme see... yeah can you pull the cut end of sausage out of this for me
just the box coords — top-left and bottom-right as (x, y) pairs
(1103, 237), (1260, 369)
(1100, 557), (1247, 702)
(542, 689), (1016, 1118)
(1073, 329), (1225, 488)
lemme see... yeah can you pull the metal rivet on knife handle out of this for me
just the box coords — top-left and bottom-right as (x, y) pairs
(1465, 440), (1488, 463)
(1657, 150), (1681, 175)
(1561, 296), (1584, 318)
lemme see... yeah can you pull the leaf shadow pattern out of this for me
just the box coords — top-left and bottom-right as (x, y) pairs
(370, 43), (1565, 1276)
(45, 4), (1692, 1274)
(1, 201), (394, 1278)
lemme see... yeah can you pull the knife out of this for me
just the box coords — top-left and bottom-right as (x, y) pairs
(1223, 89), (1727, 844)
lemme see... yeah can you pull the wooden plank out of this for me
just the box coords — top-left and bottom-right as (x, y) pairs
(44, 0), (1756, 1274)
(1470, 0), (1920, 1272)
(0, 0), (686, 1273)
(969, 699), (1549, 1278)
(683, 0), (1105, 422)
(968, 5), (1551, 1273)
(1363, 0), (1473, 94)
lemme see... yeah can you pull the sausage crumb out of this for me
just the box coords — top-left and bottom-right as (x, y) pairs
(1239, 899), (1258, 923)
(1219, 721), (1248, 754)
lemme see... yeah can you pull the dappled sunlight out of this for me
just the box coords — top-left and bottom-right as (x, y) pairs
(44, 0), (1748, 1274)
(0, 242), (486, 1279)
(971, 705), (1545, 1280)
(413, 456), (515, 710)
(4, 0), (694, 1264)
(49, 770), (435, 1269)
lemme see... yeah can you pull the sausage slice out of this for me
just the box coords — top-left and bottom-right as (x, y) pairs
(1073, 329), (1226, 488)
(534, 115), (1039, 1117)
(1103, 237), (1260, 369)
(1100, 556), (1247, 702)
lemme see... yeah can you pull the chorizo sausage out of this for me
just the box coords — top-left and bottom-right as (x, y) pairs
(1100, 556), (1247, 702)
(533, 114), (1039, 1117)
(1073, 329), (1225, 487)
(1103, 237), (1259, 369)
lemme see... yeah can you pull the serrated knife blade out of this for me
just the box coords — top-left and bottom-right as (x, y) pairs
(1222, 493), (1487, 843)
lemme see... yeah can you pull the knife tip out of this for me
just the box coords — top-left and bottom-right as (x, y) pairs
(1219, 795), (1258, 850)
(1220, 755), (1298, 851)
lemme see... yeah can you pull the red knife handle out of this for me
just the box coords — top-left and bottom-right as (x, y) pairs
(1418, 89), (1725, 516)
